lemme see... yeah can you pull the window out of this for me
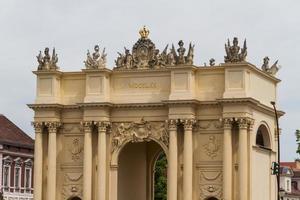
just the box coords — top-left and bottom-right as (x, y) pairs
(3, 166), (10, 188)
(25, 168), (32, 188)
(287, 180), (290, 191)
(256, 124), (271, 149)
(14, 167), (21, 188)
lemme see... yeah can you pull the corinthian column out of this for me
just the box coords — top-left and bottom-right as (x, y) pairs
(32, 122), (43, 200)
(238, 118), (249, 200)
(82, 121), (93, 200)
(97, 122), (110, 200)
(46, 122), (61, 200)
(183, 119), (195, 200)
(222, 118), (233, 200)
(167, 119), (178, 200)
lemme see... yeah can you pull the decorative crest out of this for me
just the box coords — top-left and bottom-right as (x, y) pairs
(36, 47), (59, 71)
(84, 45), (107, 69)
(224, 37), (247, 63)
(114, 27), (195, 70)
(261, 56), (280, 76)
(139, 26), (150, 39)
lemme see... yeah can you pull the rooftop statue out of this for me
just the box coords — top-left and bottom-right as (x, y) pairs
(169, 40), (195, 65)
(224, 37), (247, 63)
(261, 56), (280, 76)
(84, 45), (107, 69)
(114, 26), (195, 70)
(36, 47), (59, 70)
(209, 58), (215, 66)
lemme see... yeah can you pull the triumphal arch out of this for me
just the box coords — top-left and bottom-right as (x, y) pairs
(29, 27), (283, 200)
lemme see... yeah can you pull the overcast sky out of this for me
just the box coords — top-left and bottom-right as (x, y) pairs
(0, 0), (299, 161)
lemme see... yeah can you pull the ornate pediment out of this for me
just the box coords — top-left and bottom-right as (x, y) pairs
(114, 26), (195, 70)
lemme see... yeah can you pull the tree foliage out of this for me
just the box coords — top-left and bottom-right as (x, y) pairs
(154, 153), (167, 200)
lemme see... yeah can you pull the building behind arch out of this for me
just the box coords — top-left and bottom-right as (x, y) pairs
(0, 114), (34, 200)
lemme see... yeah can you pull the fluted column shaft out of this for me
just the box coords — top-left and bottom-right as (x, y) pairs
(223, 118), (233, 200)
(32, 122), (43, 200)
(183, 119), (194, 200)
(167, 120), (178, 200)
(97, 122), (109, 200)
(46, 122), (61, 200)
(83, 122), (93, 200)
(238, 119), (249, 200)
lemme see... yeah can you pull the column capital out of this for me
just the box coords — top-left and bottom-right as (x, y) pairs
(96, 121), (111, 132)
(81, 121), (94, 133)
(167, 119), (178, 131)
(180, 119), (196, 130)
(236, 118), (254, 130)
(31, 122), (44, 133)
(45, 121), (62, 133)
(223, 118), (234, 130)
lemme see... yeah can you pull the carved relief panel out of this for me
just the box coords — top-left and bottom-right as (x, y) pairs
(61, 171), (83, 200)
(61, 124), (84, 164)
(197, 168), (223, 200)
(194, 133), (223, 163)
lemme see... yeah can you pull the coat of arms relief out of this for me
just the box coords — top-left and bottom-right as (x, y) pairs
(111, 118), (169, 153)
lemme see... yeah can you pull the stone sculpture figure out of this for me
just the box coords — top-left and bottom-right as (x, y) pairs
(84, 45), (107, 69)
(224, 37), (247, 63)
(177, 40), (186, 64)
(169, 41), (194, 65)
(167, 49), (176, 66)
(37, 47), (59, 70)
(186, 42), (195, 65)
(261, 56), (280, 76)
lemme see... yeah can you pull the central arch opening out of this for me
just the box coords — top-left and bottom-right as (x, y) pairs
(118, 140), (167, 200)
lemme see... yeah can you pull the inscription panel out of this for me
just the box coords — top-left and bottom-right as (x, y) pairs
(111, 74), (170, 103)
(113, 76), (170, 93)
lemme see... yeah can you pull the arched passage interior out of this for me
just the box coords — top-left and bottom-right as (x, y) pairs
(118, 140), (166, 200)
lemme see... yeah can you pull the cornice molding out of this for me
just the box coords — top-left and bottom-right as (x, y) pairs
(220, 62), (281, 83)
(217, 97), (285, 117)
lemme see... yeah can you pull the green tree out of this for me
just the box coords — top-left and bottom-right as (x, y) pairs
(296, 129), (300, 155)
(154, 153), (167, 200)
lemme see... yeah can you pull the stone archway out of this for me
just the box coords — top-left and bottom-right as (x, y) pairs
(109, 119), (169, 200)
(118, 141), (166, 200)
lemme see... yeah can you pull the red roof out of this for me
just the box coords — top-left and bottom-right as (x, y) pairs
(0, 114), (34, 148)
(281, 162), (297, 169)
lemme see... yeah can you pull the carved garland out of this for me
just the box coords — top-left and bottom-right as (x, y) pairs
(111, 118), (169, 153)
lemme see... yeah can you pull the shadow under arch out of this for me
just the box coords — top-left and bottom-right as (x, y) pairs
(117, 140), (167, 200)
(205, 197), (219, 200)
(67, 196), (81, 200)
(110, 136), (169, 166)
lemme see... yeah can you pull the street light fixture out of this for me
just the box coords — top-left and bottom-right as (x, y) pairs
(271, 101), (281, 200)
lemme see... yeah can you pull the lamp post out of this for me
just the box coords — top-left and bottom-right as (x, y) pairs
(271, 101), (280, 200)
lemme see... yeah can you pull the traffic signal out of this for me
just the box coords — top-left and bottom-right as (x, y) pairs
(271, 162), (280, 175)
